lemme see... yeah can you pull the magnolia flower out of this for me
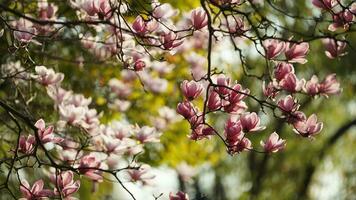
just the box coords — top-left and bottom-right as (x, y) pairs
(135, 126), (161, 143)
(127, 164), (155, 185)
(51, 171), (80, 199)
(161, 32), (184, 50)
(189, 124), (214, 140)
(190, 8), (208, 30)
(169, 191), (190, 200)
(285, 42), (309, 64)
(239, 112), (266, 132)
(319, 74), (341, 97)
(177, 101), (196, 119)
(34, 66), (64, 86)
(214, 74), (231, 96)
(34, 119), (63, 150)
(102, 134), (126, 154)
(181, 80), (203, 100)
(263, 39), (285, 59)
(322, 38), (347, 59)
(47, 86), (72, 106)
(134, 60), (146, 71)
(59, 104), (86, 125)
(20, 179), (53, 200)
(224, 116), (243, 145)
(260, 132), (286, 153)
(108, 99), (131, 112)
(145, 77), (168, 93)
(274, 62), (294, 81)
(293, 114), (323, 137)
(132, 16), (146, 34)
(304, 75), (320, 96)
(69, 94), (92, 107)
(152, 2), (178, 19)
(80, 0), (111, 17)
(226, 16), (246, 35)
(224, 84), (249, 113)
(108, 78), (132, 98)
(328, 10), (354, 32)
(279, 73), (305, 93)
(228, 137), (252, 154)
(13, 19), (36, 43)
(207, 91), (222, 111)
(262, 81), (279, 99)
(18, 135), (36, 154)
(277, 95), (300, 113)
(38, 0), (57, 20)
(312, 0), (336, 9)
(78, 154), (103, 182)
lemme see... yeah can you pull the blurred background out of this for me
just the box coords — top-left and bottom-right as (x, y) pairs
(0, 0), (355, 199)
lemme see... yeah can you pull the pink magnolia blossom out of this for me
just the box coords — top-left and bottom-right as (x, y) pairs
(207, 91), (222, 111)
(277, 95), (300, 113)
(226, 16), (246, 35)
(319, 74), (341, 96)
(189, 124), (214, 141)
(177, 101), (196, 119)
(223, 84), (249, 113)
(34, 119), (63, 150)
(263, 39), (286, 59)
(260, 132), (286, 153)
(152, 3), (178, 19)
(34, 66), (64, 86)
(262, 81), (279, 99)
(328, 10), (354, 32)
(285, 42), (309, 64)
(286, 111), (307, 125)
(47, 86), (72, 106)
(18, 135), (36, 154)
(132, 16), (158, 35)
(279, 73), (305, 93)
(312, 0), (336, 10)
(293, 114), (323, 137)
(80, 0), (111, 17)
(13, 19), (36, 43)
(78, 154), (103, 182)
(322, 38), (347, 59)
(214, 74), (231, 96)
(190, 8), (208, 30)
(127, 164), (155, 185)
(20, 179), (54, 200)
(274, 62), (294, 81)
(108, 78), (132, 98)
(181, 80), (203, 100)
(304, 75), (320, 96)
(38, 1), (57, 20)
(134, 60), (146, 71)
(135, 126), (161, 143)
(58, 104), (86, 125)
(69, 94), (92, 107)
(239, 112), (266, 132)
(169, 191), (190, 200)
(51, 171), (80, 199)
(132, 16), (146, 34)
(228, 137), (252, 154)
(228, 84), (249, 103)
(224, 116), (243, 145)
(161, 32), (184, 50)
(224, 101), (248, 114)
